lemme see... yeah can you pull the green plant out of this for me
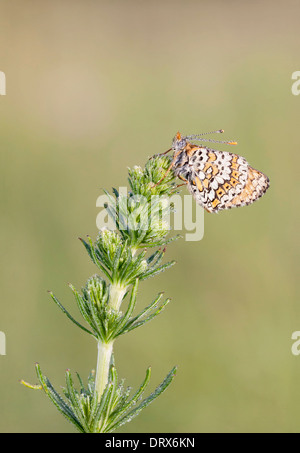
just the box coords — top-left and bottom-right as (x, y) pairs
(21, 155), (180, 433)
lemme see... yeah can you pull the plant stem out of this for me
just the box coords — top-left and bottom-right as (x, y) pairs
(94, 283), (127, 402)
(95, 340), (114, 402)
(109, 283), (127, 312)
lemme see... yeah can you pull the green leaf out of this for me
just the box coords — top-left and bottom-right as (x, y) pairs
(65, 370), (89, 432)
(35, 364), (84, 433)
(49, 292), (95, 337)
(141, 260), (176, 280)
(111, 279), (139, 339)
(123, 295), (171, 334)
(104, 367), (151, 432)
(107, 366), (177, 432)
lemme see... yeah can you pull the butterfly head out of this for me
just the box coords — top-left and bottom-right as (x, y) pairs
(172, 132), (187, 151)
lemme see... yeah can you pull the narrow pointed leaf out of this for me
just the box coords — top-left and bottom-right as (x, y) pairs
(49, 292), (94, 337)
(108, 366), (177, 432)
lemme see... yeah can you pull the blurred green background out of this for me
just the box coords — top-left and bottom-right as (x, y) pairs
(0, 0), (299, 433)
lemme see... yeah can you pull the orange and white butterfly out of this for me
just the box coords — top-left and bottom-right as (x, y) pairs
(158, 130), (270, 213)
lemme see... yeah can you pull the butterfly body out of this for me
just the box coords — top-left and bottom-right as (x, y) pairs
(170, 132), (270, 213)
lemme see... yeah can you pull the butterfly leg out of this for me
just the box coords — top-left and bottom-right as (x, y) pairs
(149, 148), (172, 160)
(174, 174), (188, 189)
(153, 161), (174, 186)
(153, 150), (183, 187)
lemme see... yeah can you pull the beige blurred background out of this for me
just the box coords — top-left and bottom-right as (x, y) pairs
(0, 0), (299, 433)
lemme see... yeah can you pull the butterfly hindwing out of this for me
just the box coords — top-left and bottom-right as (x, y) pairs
(225, 166), (270, 210)
(175, 146), (269, 213)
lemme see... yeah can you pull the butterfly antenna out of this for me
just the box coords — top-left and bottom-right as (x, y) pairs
(187, 129), (224, 139)
(190, 137), (237, 145)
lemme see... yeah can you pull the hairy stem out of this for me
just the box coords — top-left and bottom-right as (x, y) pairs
(95, 340), (114, 402)
(95, 283), (127, 402)
(108, 283), (128, 312)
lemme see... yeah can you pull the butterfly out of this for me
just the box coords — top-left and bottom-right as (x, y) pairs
(156, 130), (270, 213)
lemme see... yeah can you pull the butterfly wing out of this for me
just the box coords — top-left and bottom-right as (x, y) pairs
(177, 147), (269, 213)
(224, 166), (269, 210)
